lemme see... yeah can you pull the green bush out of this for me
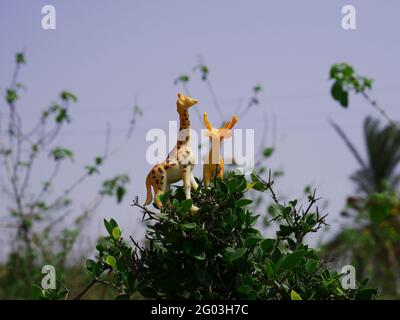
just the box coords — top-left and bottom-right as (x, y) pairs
(62, 173), (376, 300)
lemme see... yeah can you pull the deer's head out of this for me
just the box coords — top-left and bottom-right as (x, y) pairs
(203, 112), (238, 142)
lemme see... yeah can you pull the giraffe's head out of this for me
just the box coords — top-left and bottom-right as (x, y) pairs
(177, 92), (199, 111)
(203, 112), (238, 142)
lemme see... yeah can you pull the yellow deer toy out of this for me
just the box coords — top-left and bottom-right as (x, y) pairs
(203, 112), (238, 187)
(145, 93), (200, 213)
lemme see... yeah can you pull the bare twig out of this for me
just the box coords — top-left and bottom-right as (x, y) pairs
(72, 269), (115, 300)
(361, 91), (397, 127)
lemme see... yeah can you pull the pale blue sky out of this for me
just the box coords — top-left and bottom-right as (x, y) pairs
(1, 0), (400, 259)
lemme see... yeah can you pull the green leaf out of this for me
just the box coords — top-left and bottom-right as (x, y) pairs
(85, 259), (96, 271)
(60, 91), (77, 103)
(55, 108), (69, 123)
(263, 147), (274, 158)
(249, 174), (266, 191)
(180, 199), (192, 212)
(244, 234), (262, 248)
(109, 219), (118, 229)
(282, 206), (292, 217)
(200, 65), (209, 75)
(364, 78), (373, 90)
(329, 65), (338, 79)
(16, 52), (25, 64)
(228, 179), (237, 193)
(280, 250), (305, 272)
(265, 259), (274, 279)
(104, 219), (113, 236)
(116, 186), (126, 203)
(100, 175), (130, 202)
(237, 177), (248, 192)
(340, 91), (348, 107)
(305, 259), (318, 273)
(85, 165), (99, 175)
(355, 288), (377, 300)
(172, 198), (179, 209)
(252, 181), (266, 192)
(112, 227), (121, 240)
(237, 284), (253, 295)
(31, 285), (43, 299)
(331, 82), (348, 108)
(368, 193), (391, 224)
(250, 173), (259, 183)
(236, 198), (253, 208)
(160, 190), (172, 204)
(227, 248), (247, 262)
(253, 84), (263, 93)
(216, 179), (228, 193)
(194, 252), (206, 260)
(181, 222), (196, 231)
(277, 224), (293, 237)
(50, 148), (74, 161)
(260, 239), (275, 253)
(105, 256), (117, 269)
(290, 290), (303, 300)
(174, 74), (189, 84)
(6, 89), (18, 104)
(268, 203), (285, 216)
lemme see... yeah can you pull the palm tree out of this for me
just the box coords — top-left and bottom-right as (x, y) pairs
(331, 116), (400, 195)
(324, 116), (400, 297)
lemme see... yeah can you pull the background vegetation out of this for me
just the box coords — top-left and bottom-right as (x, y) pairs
(0, 53), (399, 299)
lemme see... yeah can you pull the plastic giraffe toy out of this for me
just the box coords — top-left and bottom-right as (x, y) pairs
(145, 93), (200, 213)
(203, 112), (238, 187)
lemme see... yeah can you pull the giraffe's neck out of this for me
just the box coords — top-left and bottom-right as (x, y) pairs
(178, 109), (191, 145)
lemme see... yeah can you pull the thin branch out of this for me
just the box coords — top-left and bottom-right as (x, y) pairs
(257, 170), (279, 204)
(131, 196), (160, 222)
(72, 269), (114, 300)
(205, 79), (225, 121)
(361, 91), (396, 126)
(33, 161), (61, 205)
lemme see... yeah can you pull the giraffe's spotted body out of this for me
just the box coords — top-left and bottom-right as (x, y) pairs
(145, 93), (199, 213)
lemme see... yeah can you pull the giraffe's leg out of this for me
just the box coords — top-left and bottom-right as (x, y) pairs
(154, 170), (167, 209)
(164, 182), (174, 208)
(183, 166), (199, 214)
(190, 172), (198, 191)
(154, 187), (163, 209)
(183, 166), (191, 200)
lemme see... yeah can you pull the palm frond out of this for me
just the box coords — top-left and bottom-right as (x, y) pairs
(329, 119), (367, 170)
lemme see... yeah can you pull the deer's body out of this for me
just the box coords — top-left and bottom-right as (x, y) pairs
(145, 93), (199, 213)
(203, 112), (238, 187)
(203, 149), (225, 187)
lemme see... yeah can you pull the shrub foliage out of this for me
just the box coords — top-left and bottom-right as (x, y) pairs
(67, 173), (376, 300)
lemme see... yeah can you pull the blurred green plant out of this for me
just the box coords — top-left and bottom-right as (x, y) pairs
(329, 63), (372, 108)
(326, 63), (400, 297)
(329, 62), (396, 126)
(0, 53), (140, 299)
